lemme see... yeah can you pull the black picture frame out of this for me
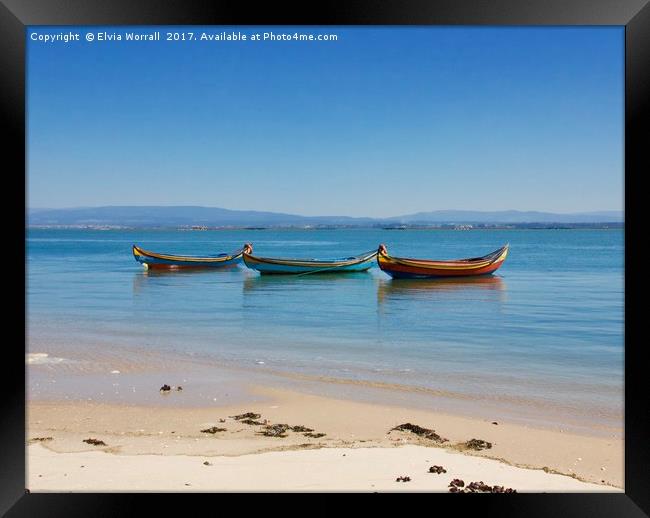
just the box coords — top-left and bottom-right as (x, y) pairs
(3, 0), (647, 514)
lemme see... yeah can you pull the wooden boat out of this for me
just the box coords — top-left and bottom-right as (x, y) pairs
(377, 243), (509, 278)
(243, 249), (378, 275)
(133, 243), (253, 270)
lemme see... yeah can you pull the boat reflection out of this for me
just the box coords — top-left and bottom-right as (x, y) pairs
(242, 271), (373, 294)
(132, 264), (242, 295)
(377, 275), (507, 305)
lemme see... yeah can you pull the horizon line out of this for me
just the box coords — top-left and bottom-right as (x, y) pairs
(27, 205), (625, 217)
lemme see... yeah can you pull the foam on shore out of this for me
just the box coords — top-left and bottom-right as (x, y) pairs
(26, 353), (69, 365)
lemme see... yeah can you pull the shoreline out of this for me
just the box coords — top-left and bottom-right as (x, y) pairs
(27, 384), (623, 491)
(26, 345), (623, 440)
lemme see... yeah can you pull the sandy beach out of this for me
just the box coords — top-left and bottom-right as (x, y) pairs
(27, 385), (623, 492)
(24, 18), (627, 496)
(28, 444), (616, 492)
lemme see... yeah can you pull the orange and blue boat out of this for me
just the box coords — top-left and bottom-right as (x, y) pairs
(243, 248), (378, 275)
(132, 243), (252, 270)
(377, 243), (509, 279)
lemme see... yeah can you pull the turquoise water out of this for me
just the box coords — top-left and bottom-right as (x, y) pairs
(27, 228), (624, 430)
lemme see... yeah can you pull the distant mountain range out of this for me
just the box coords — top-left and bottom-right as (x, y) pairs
(26, 206), (624, 228)
(389, 210), (623, 224)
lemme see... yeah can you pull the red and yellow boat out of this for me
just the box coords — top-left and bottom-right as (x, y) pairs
(133, 243), (252, 270)
(377, 243), (509, 279)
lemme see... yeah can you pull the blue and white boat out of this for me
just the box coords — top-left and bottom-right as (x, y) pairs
(243, 249), (377, 275)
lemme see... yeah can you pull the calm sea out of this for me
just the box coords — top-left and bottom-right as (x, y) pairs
(26, 228), (624, 433)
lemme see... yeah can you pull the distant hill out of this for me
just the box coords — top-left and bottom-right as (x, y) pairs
(390, 210), (624, 224)
(26, 206), (624, 228)
(26, 206), (376, 227)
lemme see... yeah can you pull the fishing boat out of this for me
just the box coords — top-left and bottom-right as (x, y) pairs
(377, 243), (509, 278)
(243, 248), (378, 275)
(132, 243), (253, 270)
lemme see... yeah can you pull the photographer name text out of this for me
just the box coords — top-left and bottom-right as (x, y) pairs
(29, 30), (339, 44)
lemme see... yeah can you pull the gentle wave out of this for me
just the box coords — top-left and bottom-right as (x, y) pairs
(26, 352), (69, 365)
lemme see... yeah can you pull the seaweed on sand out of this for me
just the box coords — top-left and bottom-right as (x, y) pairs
(464, 439), (492, 451)
(257, 424), (290, 437)
(290, 425), (314, 432)
(390, 423), (448, 444)
(201, 427), (227, 434)
(449, 480), (516, 493)
(83, 438), (107, 446)
(448, 479), (465, 492)
(239, 419), (266, 426)
(230, 412), (261, 421)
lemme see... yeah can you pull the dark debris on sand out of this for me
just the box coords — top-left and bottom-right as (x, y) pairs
(491, 486), (516, 493)
(428, 465), (447, 474)
(390, 423), (448, 444)
(230, 412), (261, 421)
(448, 479), (465, 492)
(29, 437), (53, 443)
(239, 419), (267, 426)
(257, 424), (290, 437)
(464, 439), (492, 451)
(449, 480), (516, 493)
(83, 438), (107, 446)
(396, 476), (411, 482)
(304, 432), (326, 438)
(290, 425), (314, 433)
(254, 422), (323, 438)
(200, 427), (227, 434)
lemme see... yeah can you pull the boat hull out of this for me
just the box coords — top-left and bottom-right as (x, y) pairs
(243, 252), (376, 275)
(378, 245), (508, 279)
(133, 245), (245, 270)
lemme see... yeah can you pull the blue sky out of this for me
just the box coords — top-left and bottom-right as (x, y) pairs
(27, 26), (624, 217)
